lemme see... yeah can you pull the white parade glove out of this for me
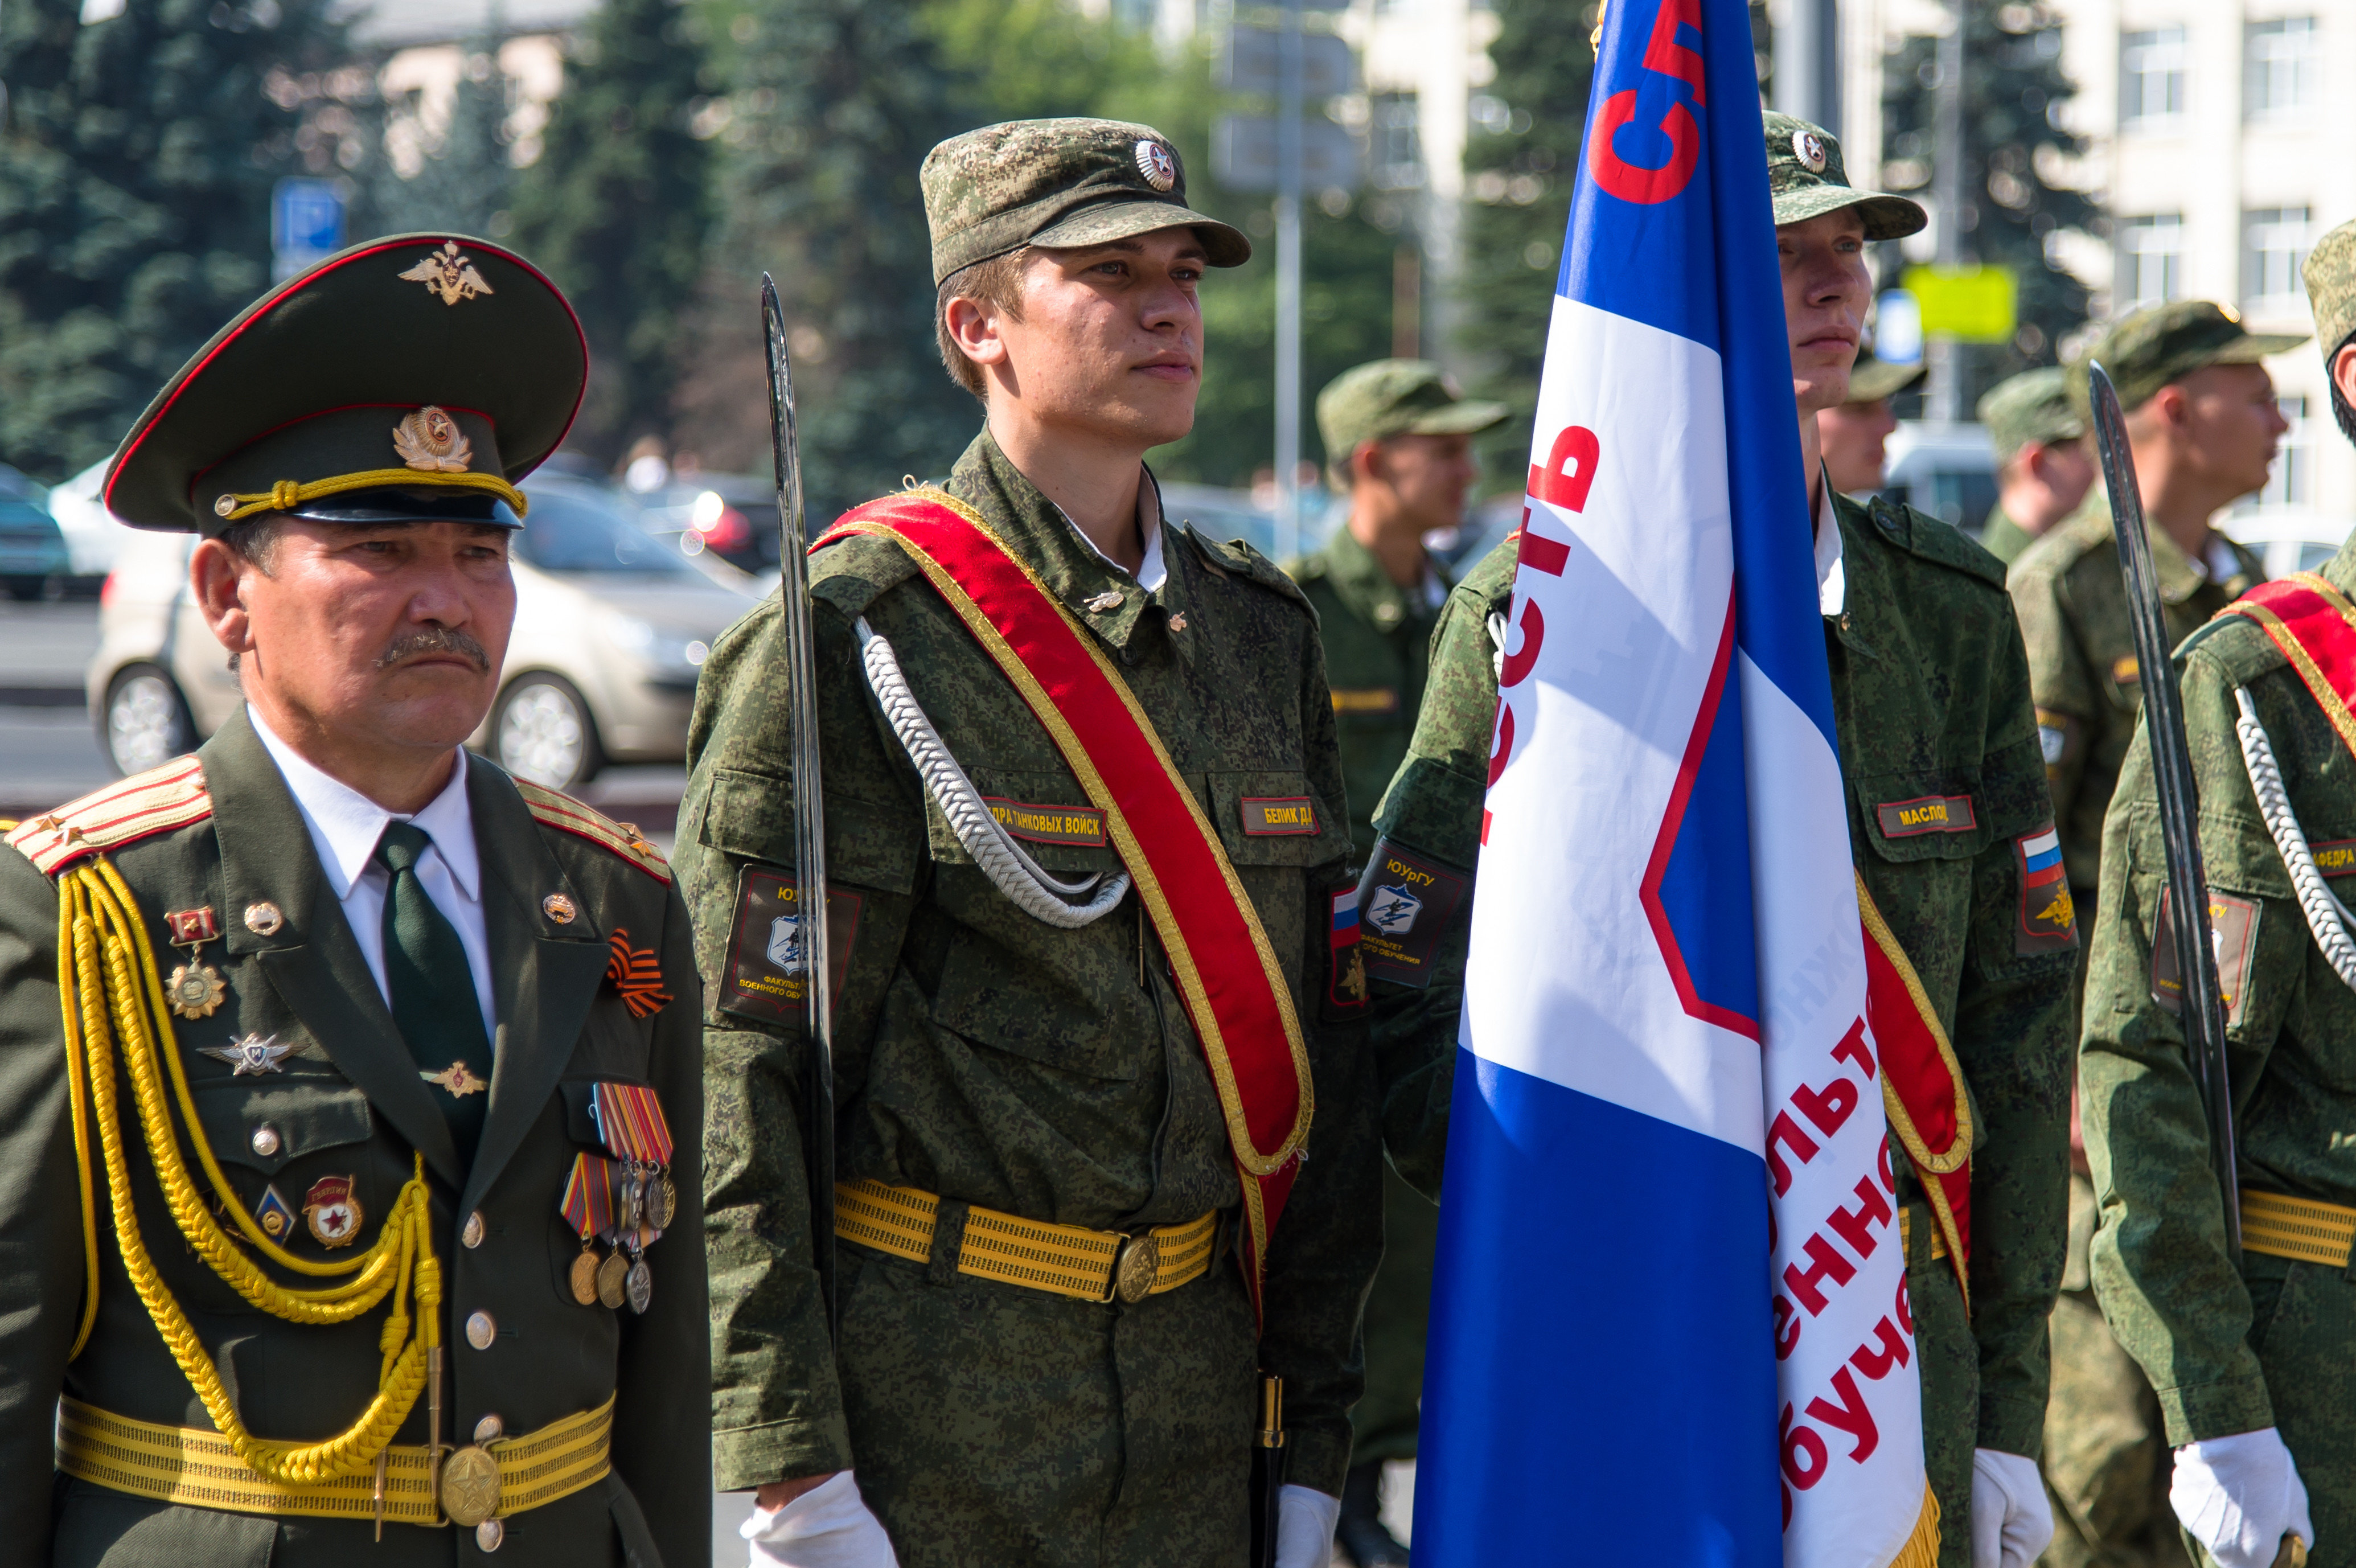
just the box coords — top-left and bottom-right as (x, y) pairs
(1274, 1483), (1341, 1568)
(2171, 1429), (2314, 1568)
(1970, 1448), (2054, 1568)
(743, 1471), (902, 1568)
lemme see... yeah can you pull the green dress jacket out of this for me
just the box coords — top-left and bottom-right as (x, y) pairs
(675, 432), (1382, 1567)
(1370, 495), (2076, 1565)
(2083, 531), (2356, 1548)
(0, 708), (709, 1567)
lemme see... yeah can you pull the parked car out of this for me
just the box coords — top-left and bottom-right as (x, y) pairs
(0, 464), (74, 599)
(627, 473), (781, 575)
(2220, 507), (2355, 580)
(1879, 421), (1999, 538)
(42, 457), (137, 584)
(88, 472), (757, 786)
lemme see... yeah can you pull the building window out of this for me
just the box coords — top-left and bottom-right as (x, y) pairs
(2121, 27), (2187, 128)
(2242, 395), (2311, 511)
(2247, 17), (2320, 118)
(2245, 207), (2314, 313)
(1370, 94), (1425, 192)
(2119, 215), (2185, 310)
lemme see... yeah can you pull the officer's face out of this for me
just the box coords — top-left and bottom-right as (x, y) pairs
(982, 230), (1207, 447)
(1777, 212), (1871, 416)
(195, 517), (515, 763)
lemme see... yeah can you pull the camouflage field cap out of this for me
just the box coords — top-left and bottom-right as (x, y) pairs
(922, 118), (1251, 285)
(1845, 350), (1924, 404)
(105, 233), (586, 533)
(2080, 298), (2308, 413)
(1763, 113), (1926, 241)
(1976, 367), (2085, 465)
(1316, 360), (1510, 461)
(2302, 217), (2356, 366)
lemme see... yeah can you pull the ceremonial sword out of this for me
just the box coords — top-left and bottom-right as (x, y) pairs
(762, 274), (839, 1336)
(2089, 359), (2244, 1267)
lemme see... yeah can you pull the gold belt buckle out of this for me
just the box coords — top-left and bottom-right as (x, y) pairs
(439, 1442), (501, 1528)
(1107, 1232), (1160, 1304)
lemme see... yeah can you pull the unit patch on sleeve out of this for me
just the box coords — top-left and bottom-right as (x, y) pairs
(982, 798), (1106, 847)
(1241, 797), (1319, 835)
(2150, 887), (2260, 1029)
(719, 864), (863, 1028)
(1874, 794), (1979, 838)
(2034, 707), (2080, 773)
(1353, 839), (1471, 988)
(2014, 825), (2078, 954)
(1325, 884), (1368, 1017)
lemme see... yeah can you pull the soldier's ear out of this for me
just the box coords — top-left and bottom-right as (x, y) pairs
(2331, 342), (2356, 412)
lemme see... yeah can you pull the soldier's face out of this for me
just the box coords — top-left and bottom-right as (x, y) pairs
(1366, 433), (1479, 531)
(1816, 397), (1898, 494)
(987, 231), (1208, 447)
(1777, 212), (1871, 416)
(196, 518), (515, 759)
(2162, 363), (2288, 499)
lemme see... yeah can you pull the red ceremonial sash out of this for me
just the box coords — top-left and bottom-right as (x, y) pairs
(1857, 876), (1973, 1302)
(816, 491), (1314, 1317)
(2222, 573), (2356, 760)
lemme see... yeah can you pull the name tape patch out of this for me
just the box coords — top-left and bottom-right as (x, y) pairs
(981, 797), (1106, 847)
(1330, 688), (1402, 716)
(718, 865), (862, 1028)
(1875, 794), (1979, 838)
(1241, 797), (1319, 836)
(2313, 838), (2356, 878)
(1355, 840), (1471, 988)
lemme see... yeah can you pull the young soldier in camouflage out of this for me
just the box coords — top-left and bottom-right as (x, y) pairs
(678, 119), (1381, 1568)
(1817, 348), (1923, 495)
(2075, 217), (2356, 1568)
(1975, 368), (2093, 569)
(1370, 114), (2075, 1568)
(1286, 358), (1506, 1568)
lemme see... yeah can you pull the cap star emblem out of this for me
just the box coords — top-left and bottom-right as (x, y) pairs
(200, 1033), (295, 1076)
(392, 405), (474, 473)
(397, 240), (495, 306)
(1792, 129), (1828, 174)
(1135, 140), (1177, 192)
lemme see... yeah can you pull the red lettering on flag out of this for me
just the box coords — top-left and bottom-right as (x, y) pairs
(1779, 1404), (1829, 1490)
(1824, 1174), (1891, 1259)
(1804, 1365), (1881, 1463)
(1792, 1074), (1860, 1138)
(1487, 703), (1516, 788)
(1848, 1315), (1912, 1380)
(1832, 1017), (1875, 1079)
(1498, 599), (1544, 689)
(1528, 424), (1601, 515)
(1766, 1109), (1820, 1196)
(1783, 1232), (1856, 1316)
(1587, 89), (1700, 205)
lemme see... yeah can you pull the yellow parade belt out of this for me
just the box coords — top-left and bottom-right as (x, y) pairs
(1898, 1205), (1951, 1263)
(836, 1179), (1219, 1304)
(2242, 1189), (2356, 1268)
(56, 1393), (613, 1528)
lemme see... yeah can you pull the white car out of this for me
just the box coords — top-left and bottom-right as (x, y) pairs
(88, 473), (757, 786)
(44, 458), (137, 580)
(1879, 421), (1999, 536)
(2220, 507), (2355, 580)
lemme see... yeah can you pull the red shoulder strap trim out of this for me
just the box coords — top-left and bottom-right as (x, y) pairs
(4, 757), (212, 875)
(2223, 573), (2356, 762)
(514, 779), (672, 884)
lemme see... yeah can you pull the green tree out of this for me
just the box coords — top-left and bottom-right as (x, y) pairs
(363, 26), (518, 238)
(1451, 0), (1594, 486)
(511, 0), (713, 462)
(1879, 0), (2098, 402)
(0, 0), (344, 480)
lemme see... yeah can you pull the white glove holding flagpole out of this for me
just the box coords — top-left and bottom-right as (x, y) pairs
(1274, 1484), (1341, 1568)
(744, 1471), (901, 1568)
(2172, 1429), (2313, 1568)
(1969, 1448), (2054, 1568)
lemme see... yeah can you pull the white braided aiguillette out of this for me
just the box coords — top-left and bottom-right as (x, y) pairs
(2235, 685), (2356, 992)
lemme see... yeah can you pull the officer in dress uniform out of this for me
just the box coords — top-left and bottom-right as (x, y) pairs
(1369, 114), (2076, 1568)
(0, 236), (708, 1566)
(1284, 358), (1505, 1568)
(2076, 217), (2356, 1568)
(678, 120), (1382, 1568)
(1974, 368), (2093, 570)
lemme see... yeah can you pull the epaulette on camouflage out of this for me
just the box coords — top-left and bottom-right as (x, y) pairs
(1864, 494), (2008, 590)
(810, 528), (922, 621)
(513, 778), (671, 883)
(1280, 553), (1329, 584)
(1183, 526), (1313, 613)
(2176, 603), (2291, 684)
(3, 757), (212, 876)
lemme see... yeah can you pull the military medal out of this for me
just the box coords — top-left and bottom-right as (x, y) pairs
(645, 1171), (677, 1231)
(303, 1175), (363, 1247)
(255, 1184), (295, 1242)
(588, 1082), (675, 1315)
(596, 1249), (629, 1310)
(164, 905), (227, 1019)
(421, 1060), (489, 1097)
(625, 1257), (652, 1314)
(559, 1154), (619, 1307)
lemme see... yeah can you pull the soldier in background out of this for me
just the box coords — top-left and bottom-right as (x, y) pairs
(1287, 358), (1507, 1567)
(2074, 221), (2356, 1568)
(1976, 369), (2095, 569)
(1818, 349), (1924, 495)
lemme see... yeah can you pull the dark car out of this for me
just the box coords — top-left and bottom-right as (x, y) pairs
(0, 465), (72, 600)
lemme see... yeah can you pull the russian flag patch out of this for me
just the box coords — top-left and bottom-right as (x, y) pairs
(1326, 885), (1367, 1015)
(2015, 825), (2076, 953)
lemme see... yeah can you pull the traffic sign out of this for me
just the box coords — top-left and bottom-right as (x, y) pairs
(1901, 265), (2017, 344)
(1222, 27), (1356, 96)
(272, 178), (346, 281)
(1214, 115), (1362, 194)
(1874, 290), (1924, 364)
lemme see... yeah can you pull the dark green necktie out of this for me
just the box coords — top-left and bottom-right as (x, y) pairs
(375, 822), (494, 1161)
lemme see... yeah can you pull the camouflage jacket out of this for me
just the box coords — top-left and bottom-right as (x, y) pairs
(675, 431), (1382, 1497)
(1284, 524), (1447, 852)
(2082, 530), (2356, 1446)
(1979, 504), (2034, 569)
(2008, 494), (2261, 896)
(1371, 494), (2076, 1459)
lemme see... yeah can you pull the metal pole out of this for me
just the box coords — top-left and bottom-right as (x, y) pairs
(1772, 0), (1840, 135)
(1274, 0), (1303, 560)
(1926, 0), (1964, 424)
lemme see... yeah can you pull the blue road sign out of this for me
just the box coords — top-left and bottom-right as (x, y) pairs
(272, 178), (346, 280)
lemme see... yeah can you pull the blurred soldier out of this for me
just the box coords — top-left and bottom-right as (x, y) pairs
(1819, 349), (1924, 494)
(2075, 227), (2356, 1568)
(1288, 359), (1507, 1567)
(1371, 114), (2074, 1568)
(678, 119), (1382, 1568)
(1976, 369), (2094, 568)
(0, 237), (709, 1564)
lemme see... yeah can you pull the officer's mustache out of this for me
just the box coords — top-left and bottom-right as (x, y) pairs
(375, 626), (491, 672)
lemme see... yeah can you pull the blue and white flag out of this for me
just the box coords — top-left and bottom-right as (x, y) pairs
(1413, 0), (1936, 1562)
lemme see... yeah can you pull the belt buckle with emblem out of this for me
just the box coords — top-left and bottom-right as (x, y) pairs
(164, 905), (227, 1019)
(438, 1439), (500, 1528)
(1106, 1232), (1160, 1304)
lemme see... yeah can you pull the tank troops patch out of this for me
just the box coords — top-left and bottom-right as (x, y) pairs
(718, 865), (860, 1027)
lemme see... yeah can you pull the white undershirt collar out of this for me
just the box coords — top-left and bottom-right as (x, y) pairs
(1813, 472), (1846, 618)
(250, 709), (480, 902)
(1058, 466), (1168, 593)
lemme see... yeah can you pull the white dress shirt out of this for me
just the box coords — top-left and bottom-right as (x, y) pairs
(249, 709), (500, 1049)
(1814, 470), (1847, 618)
(1058, 466), (1169, 592)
